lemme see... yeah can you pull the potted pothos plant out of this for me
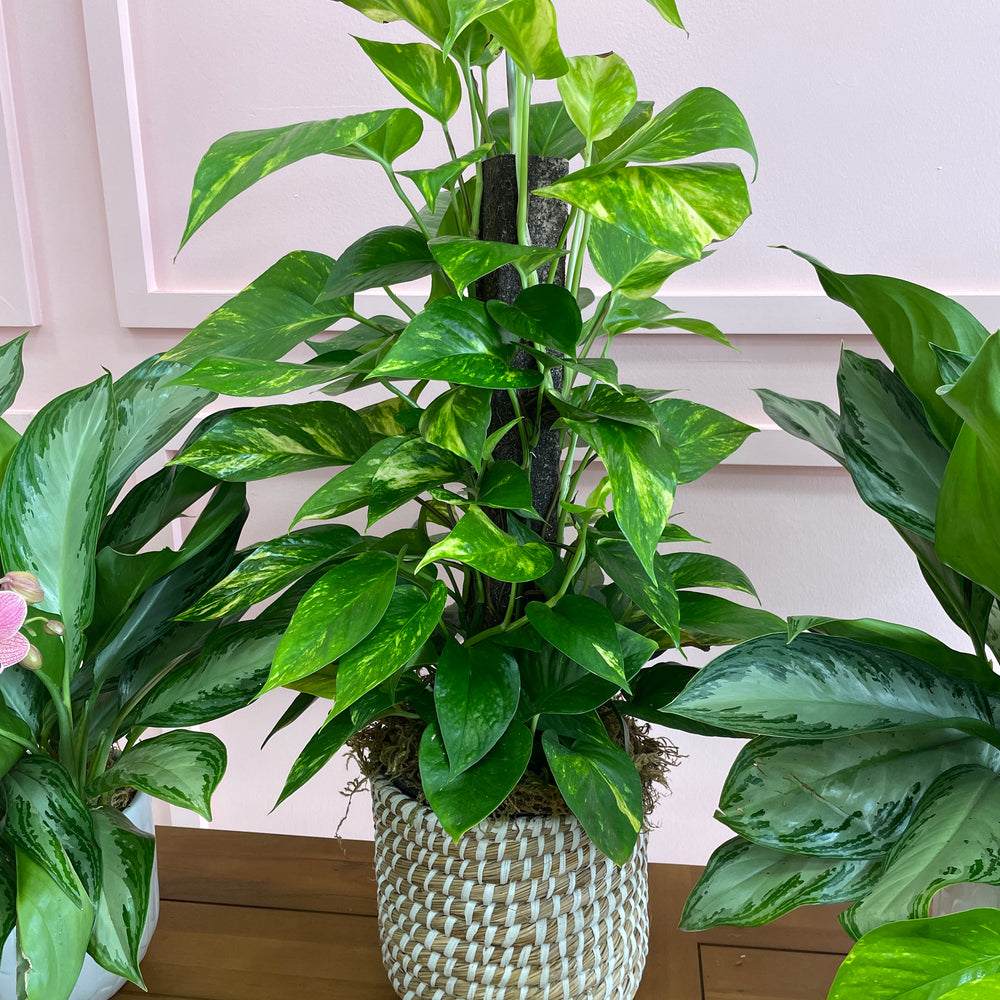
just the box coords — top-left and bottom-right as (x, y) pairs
(0, 336), (278, 1000)
(670, 251), (1000, 998)
(163, 0), (771, 996)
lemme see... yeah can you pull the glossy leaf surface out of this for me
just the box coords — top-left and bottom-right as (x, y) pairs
(322, 226), (437, 299)
(335, 0), (451, 44)
(368, 438), (468, 523)
(537, 163), (751, 260)
(542, 729), (642, 865)
(180, 111), (409, 248)
(594, 539), (680, 646)
(682, 837), (880, 931)
(373, 296), (542, 389)
(416, 506), (553, 582)
(428, 237), (564, 295)
(172, 401), (371, 481)
(829, 908), (1000, 1000)
(792, 250), (990, 447)
(4, 755), (100, 908)
(90, 731), (227, 821)
(87, 808), (155, 986)
(607, 87), (757, 173)
(265, 552), (397, 692)
(836, 349), (949, 540)
(557, 54), (637, 143)
(163, 252), (351, 366)
(177, 525), (361, 621)
(478, 0), (567, 79)
(355, 37), (461, 122)
(487, 284), (583, 355)
(434, 641), (520, 775)
(488, 101), (584, 159)
(420, 720), (533, 839)
(0, 333), (26, 414)
(419, 385), (492, 469)
(0, 375), (114, 680)
(333, 582), (446, 714)
(525, 596), (628, 689)
(588, 222), (692, 300)
(755, 387), (844, 463)
(652, 398), (756, 483)
(669, 633), (994, 741)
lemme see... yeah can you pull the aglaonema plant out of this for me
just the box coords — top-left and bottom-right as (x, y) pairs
(669, 251), (1000, 998)
(0, 336), (277, 1000)
(161, 0), (774, 866)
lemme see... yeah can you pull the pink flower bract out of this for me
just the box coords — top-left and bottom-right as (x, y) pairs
(0, 590), (29, 668)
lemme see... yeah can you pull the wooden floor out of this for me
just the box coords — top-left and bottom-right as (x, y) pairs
(122, 827), (853, 999)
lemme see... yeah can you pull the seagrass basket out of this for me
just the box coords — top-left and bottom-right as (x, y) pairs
(372, 777), (649, 1000)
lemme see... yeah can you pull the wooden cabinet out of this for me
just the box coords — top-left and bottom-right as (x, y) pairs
(123, 829), (851, 999)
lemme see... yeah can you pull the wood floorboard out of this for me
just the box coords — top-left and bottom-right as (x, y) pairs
(119, 828), (850, 999)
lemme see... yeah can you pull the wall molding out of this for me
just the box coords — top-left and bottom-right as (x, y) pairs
(0, 8), (40, 328)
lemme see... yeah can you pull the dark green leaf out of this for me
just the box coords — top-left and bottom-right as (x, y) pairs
(434, 641), (520, 775)
(623, 661), (738, 737)
(659, 551), (757, 597)
(487, 284), (583, 355)
(172, 401), (371, 481)
(542, 729), (642, 865)
(488, 101), (585, 159)
(594, 539), (680, 646)
(264, 551), (397, 693)
(420, 719), (533, 839)
(755, 387), (845, 463)
(567, 420), (676, 578)
(0, 333), (26, 414)
(476, 461), (535, 512)
(525, 595), (628, 689)
(131, 621), (278, 727)
(790, 250), (990, 447)
(169, 355), (343, 397)
(836, 349), (949, 540)
(678, 592), (785, 646)
(322, 226), (437, 299)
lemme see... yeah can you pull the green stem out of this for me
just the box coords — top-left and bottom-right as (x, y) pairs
(382, 164), (431, 238)
(383, 286), (415, 319)
(346, 309), (396, 338)
(506, 389), (531, 468)
(383, 381), (420, 408)
(34, 669), (76, 783)
(547, 522), (590, 605)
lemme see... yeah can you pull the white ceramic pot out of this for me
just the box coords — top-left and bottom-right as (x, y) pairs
(0, 792), (160, 1000)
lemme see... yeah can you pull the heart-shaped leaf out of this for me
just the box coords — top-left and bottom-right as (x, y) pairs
(419, 385), (492, 469)
(478, 0), (567, 79)
(264, 552), (397, 693)
(420, 719), (533, 839)
(321, 226), (438, 299)
(355, 37), (462, 123)
(537, 163), (751, 260)
(652, 398), (756, 483)
(557, 53), (637, 144)
(428, 237), (565, 295)
(416, 505), (553, 582)
(487, 284), (583, 355)
(434, 640), (520, 775)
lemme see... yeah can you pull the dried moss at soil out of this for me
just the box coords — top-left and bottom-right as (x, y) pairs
(348, 712), (680, 824)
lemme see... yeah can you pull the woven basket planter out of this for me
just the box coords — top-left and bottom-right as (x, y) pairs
(372, 777), (649, 1000)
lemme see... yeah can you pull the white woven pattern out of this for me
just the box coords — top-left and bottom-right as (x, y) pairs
(372, 779), (649, 1000)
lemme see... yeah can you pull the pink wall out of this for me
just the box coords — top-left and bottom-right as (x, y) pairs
(1, 0), (998, 863)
